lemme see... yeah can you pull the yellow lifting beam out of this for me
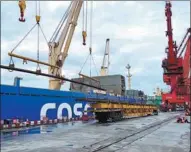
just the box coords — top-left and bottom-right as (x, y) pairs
(8, 52), (59, 69)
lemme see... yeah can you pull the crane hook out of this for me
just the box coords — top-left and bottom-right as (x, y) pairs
(82, 31), (87, 45)
(18, 0), (26, 22)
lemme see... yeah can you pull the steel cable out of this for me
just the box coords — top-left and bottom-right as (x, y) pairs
(11, 23), (37, 53)
(49, 2), (72, 42)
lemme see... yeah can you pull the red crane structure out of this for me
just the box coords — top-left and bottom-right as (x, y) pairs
(161, 1), (190, 111)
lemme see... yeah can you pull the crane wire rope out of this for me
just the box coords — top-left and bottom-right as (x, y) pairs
(82, 1), (88, 33)
(178, 33), (190, 58)
(89, 1), (92, 77)
(91, 53), (98, 76)
(85, 1), (88, 33)
(89, 1), (98, 76)
(49, 2), (72, 43)
(36, 1), (41, 72)
(79, 1), (98, 76)
(81, 1), (88, 45)
(79, 53), (90, 74)
(9, 1), (43, 71)
(39, 24), (49, 49)
(48, 2), (72, 65)
(89, 1), (92, 50)
(82, 2), (84, 32)
(9, 1), (51, 73)
(35, 2), (53, 70)
(79, 1), (89, 75)
(10, 23), (37, 54)
(90, 50), (91, 77)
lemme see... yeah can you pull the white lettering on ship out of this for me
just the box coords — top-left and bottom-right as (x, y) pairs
(84, 104), (90, 115)
(57, 103), (72, 119)
(74, 103), (83, 116)
(40, 103), (56, 120)
(40, 103), (90, 120)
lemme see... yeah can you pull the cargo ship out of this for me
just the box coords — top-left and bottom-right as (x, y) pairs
(0, 75), (146, 122)
(0, 1), (151, 124)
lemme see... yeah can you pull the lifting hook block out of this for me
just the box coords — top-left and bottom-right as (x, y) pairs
(9, 63), (15, 69)
(8, 63), (15, 72)
(36, 63), (41, 75)
(36, 15), (41, 23)
(19, 17), (26, 22)
(82, 31), (87, 45)
(89, 47), (92, 54)
(18, 0), (26, 22)
(36, 69), (41, 74)
(23, 59), (27, 64)
(19, 12), (26, 22)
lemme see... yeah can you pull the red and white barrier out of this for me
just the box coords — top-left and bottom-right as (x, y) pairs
(0, 116), (95, 130)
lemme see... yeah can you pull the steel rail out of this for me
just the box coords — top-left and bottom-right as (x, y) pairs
(0, 64), (106, 91)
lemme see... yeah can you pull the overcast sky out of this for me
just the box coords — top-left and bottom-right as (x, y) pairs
(1, 1), (190, 95)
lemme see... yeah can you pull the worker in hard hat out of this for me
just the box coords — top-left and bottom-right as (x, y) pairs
(177, 116), (189, 123)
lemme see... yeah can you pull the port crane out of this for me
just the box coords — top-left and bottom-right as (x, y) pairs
(100, 39), (110, 76)
(161, 0), (190, 111)
(5, 0), (106, 91)
(48, 0), (83, 90)
(9, 0), (88, 90)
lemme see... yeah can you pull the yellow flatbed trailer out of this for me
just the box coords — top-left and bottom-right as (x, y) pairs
(80, 98), (158, 122)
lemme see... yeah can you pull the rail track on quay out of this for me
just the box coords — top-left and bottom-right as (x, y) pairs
(78, 114), (181, 152)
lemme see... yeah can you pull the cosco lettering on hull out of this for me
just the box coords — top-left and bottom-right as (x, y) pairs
(40, 103), (90, 120)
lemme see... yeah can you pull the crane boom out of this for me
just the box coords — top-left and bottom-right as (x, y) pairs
(100, 38), (110, 76)
(165, 1), (176, 65)
(48, 0), (83, 90)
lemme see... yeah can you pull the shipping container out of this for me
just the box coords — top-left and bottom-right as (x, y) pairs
(155, 96), (162, 100)
(146, 95), (161, 107)
(70, 74), (126, 96)
(154, 96), (162, 106)
(146, 100), (154, 104)
(147, 96), (155, 101)
(126, 89), (144, 97)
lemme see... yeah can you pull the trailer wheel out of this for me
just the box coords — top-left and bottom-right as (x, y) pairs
(153, 109), (158, 115)
(95, 112), (108, 123)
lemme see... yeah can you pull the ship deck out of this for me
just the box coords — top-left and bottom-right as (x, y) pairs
(1, 112), (190, 152)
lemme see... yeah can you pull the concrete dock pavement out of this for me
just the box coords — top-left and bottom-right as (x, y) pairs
(1, 112), (190, 152)
(99, 116), (190, 152)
